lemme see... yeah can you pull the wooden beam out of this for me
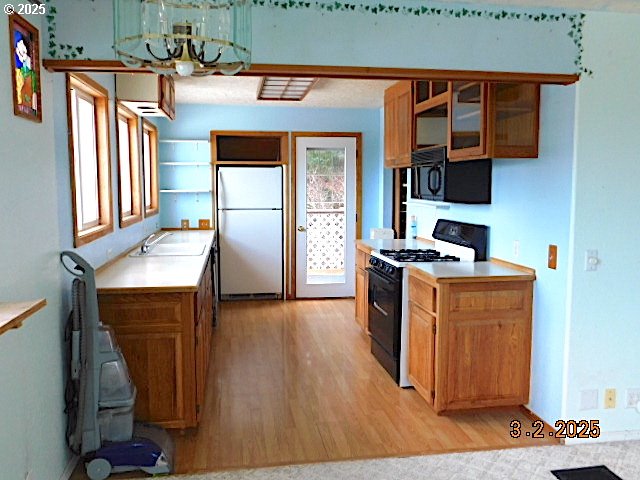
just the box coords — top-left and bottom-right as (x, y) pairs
(42, 59), (579, 85)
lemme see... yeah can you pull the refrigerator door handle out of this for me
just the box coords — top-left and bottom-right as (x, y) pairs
(217, 170), (224, 208)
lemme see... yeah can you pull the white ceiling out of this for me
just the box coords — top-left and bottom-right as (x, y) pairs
(175, 76), (396, 109)
(174, 0), (639, 108)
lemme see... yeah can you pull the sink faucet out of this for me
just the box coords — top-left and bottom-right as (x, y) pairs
(140, 232), (171, 254)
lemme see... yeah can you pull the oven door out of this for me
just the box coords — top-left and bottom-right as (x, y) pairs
(366, 267), (401, 358)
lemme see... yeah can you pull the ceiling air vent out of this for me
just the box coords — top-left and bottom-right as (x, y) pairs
(257, 77), (318, 101)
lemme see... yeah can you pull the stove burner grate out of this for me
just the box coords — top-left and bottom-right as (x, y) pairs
(379, 248), (460, 263)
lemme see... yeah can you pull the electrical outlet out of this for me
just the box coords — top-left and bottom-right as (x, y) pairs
(513, 240), (520, 258)
(198, 219), (210, 230)
(626, 388), (640, 408)
(580, 389), (598, 410)
(181, 219), (190, 230)
(605, 388), (616, 408)
(548, 244), (558, 270)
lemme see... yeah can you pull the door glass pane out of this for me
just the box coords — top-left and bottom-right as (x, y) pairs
(451, 81), (482, 150)
(305, 147), (346, 285)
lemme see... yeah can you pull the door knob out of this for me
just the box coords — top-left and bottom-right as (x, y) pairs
(297, 226), (306, 232)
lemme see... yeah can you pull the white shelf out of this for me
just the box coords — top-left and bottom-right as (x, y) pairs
(159, 162), (211, 166)
(404, 199), (451, 209)
(159, 139), (209, 144)
(160, 189), (212, 193)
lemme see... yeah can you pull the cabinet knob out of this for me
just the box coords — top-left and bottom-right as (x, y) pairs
(297, 226), (307, 232)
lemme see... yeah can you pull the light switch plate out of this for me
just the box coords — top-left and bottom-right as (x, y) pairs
(181, 219), (189, 230)
(198, 219), (210, 229)
(585, 249), (599, 271)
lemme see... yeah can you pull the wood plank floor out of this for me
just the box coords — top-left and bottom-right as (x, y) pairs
(173, 299), (558, 473)
(72, 298), (558, 478)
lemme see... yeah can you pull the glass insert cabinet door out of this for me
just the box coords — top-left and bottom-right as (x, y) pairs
(449, 81), (487, 160)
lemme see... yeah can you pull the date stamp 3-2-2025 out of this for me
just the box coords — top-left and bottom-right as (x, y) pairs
(510, 419), (601, 440)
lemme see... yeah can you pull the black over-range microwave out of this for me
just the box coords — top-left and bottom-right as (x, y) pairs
(410, 146), (492, 204)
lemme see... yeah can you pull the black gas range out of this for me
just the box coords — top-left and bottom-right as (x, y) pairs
(365, 219), (488, 387)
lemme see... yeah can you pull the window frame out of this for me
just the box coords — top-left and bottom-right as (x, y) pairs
(116, 103), (143, 228)
(142, 119), (159, 217)
(66, 73), (113, 247)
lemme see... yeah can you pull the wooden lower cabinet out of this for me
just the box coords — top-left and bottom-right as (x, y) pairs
(98, 254), (214, 429)
(408, 270), (534, 413)
(408, 302), (435, 406)
(355, 247), (370, 332)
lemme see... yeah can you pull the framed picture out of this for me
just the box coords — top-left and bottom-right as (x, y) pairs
(9, 13), (42, 123)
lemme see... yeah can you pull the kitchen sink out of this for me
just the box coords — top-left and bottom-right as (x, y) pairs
(129, 242), (206, 257)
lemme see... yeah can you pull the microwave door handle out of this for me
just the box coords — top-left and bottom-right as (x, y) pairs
(428, 167), (438, 195)
(433, 167), (442, 193)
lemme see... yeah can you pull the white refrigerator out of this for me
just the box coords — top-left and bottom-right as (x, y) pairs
(217, 166), (283, 298)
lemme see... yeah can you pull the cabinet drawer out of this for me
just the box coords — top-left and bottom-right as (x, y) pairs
(409, 276), (437, 313)
(356, 249), (370, 269)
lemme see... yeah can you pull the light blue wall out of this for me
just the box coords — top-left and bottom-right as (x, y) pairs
(155, 104), (384, 236)
(0, 7), (70, 480)
(563, 12), (640, 438)
(407, 85), (576, 424)
(49, 0), (579, 74)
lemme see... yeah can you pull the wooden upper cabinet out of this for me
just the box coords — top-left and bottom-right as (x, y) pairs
(488, 82), (540, 159)
(159, 75), (176, 121)
(414, 80), (449, 151)
(383, 92), (397, 165)
(448, 81), (488, 161)
(384, 81), (413, 168)
(448, 81), (540, 161)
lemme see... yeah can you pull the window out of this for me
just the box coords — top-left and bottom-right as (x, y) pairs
(142, 120), (159, 217)
(116, 104), (142, 227)
(67, 73), (113, 247)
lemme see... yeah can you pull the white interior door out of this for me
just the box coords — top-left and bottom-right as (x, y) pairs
(295, 136), (356, 298)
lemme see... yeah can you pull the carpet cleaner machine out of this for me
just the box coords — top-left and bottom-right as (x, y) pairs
(61, 251), (174, 480)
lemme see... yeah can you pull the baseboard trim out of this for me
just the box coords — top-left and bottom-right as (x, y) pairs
(564, 430), (640, 445)
(59, 455), (79, 480)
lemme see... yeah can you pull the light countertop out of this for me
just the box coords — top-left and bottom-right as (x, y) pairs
(357, 238), (534, 281)
(408, 261), (534, 282)
(96, 231), (215, 294)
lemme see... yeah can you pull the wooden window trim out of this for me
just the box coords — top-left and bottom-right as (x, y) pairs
(66, 73), (113, 247)
(142, 119), (159, 217)
(116, 103), (143, 228)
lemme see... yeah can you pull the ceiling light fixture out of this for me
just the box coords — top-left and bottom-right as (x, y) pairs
(114, 0), (251, 77)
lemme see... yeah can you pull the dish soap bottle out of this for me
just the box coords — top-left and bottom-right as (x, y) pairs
(410, 215), (417, 239)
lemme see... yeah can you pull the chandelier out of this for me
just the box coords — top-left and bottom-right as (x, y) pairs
(114, 0), (251, 77)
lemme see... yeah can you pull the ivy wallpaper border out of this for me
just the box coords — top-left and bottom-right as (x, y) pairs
(42, 0), (592, 76)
